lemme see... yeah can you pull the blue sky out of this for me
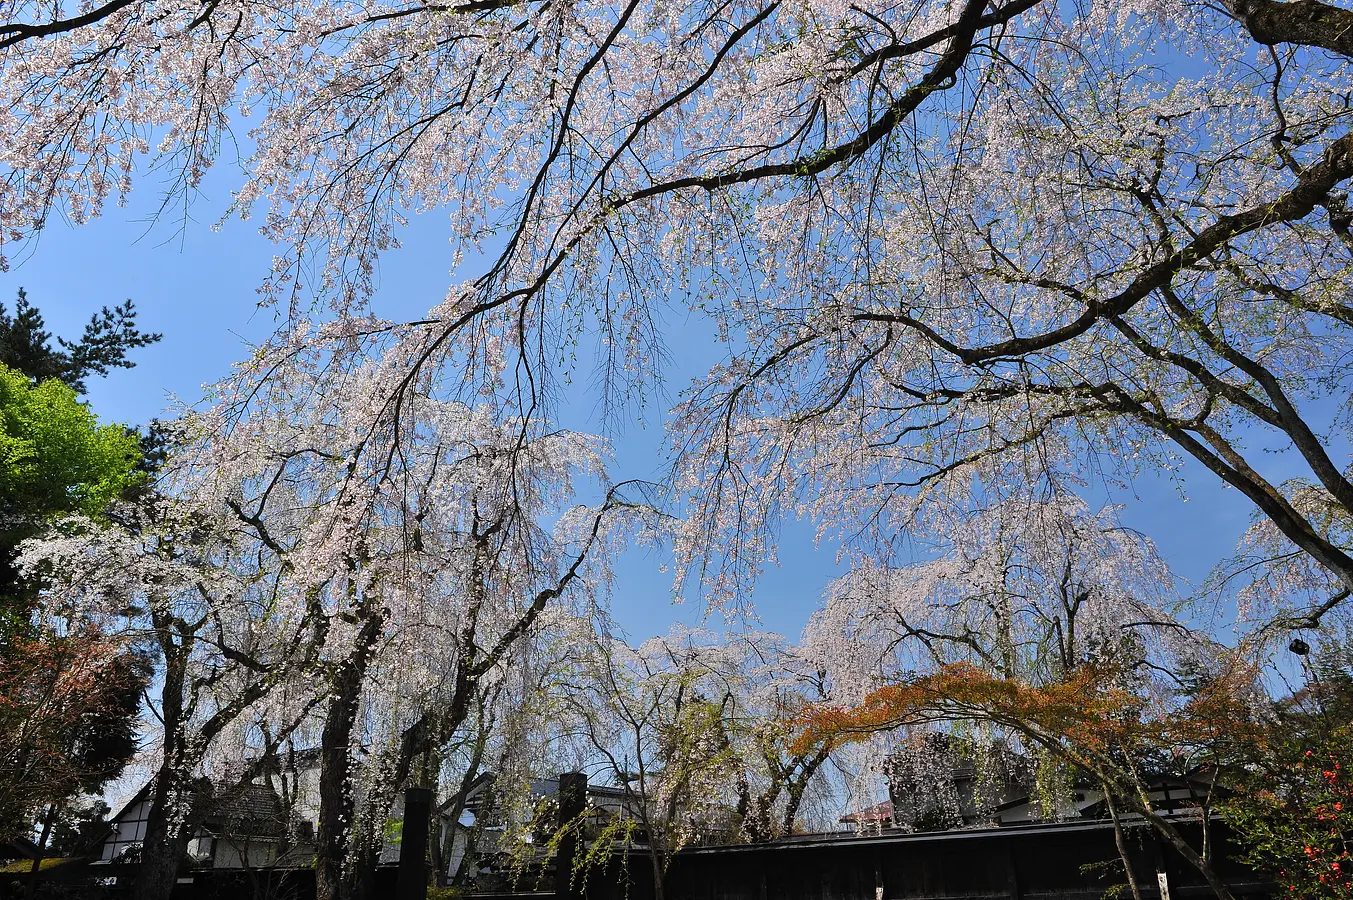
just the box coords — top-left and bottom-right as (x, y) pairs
(1, 172), (1275, 644)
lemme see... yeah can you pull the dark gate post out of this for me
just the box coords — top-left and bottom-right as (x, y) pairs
(397, 786), (433, 900)
(557, 772), (587, 900)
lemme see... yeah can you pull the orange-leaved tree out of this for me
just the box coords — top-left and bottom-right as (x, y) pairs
(792, 660), (1265, 900)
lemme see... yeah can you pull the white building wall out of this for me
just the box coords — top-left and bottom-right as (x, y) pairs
(99, 799), (151, 862)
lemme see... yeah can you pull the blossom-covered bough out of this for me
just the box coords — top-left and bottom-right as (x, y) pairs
(3, 0), (1352, 623)
(24, 345), (652, 900)
(804, 497), (1197, 697)
(4, 0), (1352, 629)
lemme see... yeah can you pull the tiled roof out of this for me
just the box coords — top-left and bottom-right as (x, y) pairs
(202, 782), (285, 837)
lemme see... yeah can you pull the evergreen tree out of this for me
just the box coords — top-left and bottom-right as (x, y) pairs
(0, 288), (160, 394)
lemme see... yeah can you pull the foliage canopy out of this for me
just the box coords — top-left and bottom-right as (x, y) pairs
(0, 363), (143, 526)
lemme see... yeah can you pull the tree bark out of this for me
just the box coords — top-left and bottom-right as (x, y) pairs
(133, 807), (193, 900)
(1227, 0), (1353, 57)
(315, 607), (384, 900)
(1102, 785), (1144, 900)
(780, 749), (830, 838)
(648, 846), (666, 900)
(133, 626), (194, 900)
(23, 802), (58, 900)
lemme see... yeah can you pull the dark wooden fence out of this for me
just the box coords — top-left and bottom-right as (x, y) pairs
(9, 817), (1273, 900)
(534, 816), (1272, 900)
(653, 818), (1270, 900)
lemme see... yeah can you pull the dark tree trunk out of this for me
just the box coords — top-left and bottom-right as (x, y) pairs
(315, 607), (384, 900)
(133, 796), (194, 900)
(23, 803), (58, 900)
(343, 843), (381, 900)
(648, 846), (666, 900)
(1103, 784), (1144, 900)
(133, 626), (194, 900)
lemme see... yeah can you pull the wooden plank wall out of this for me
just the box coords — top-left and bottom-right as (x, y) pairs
(606, 820), (1273, 900)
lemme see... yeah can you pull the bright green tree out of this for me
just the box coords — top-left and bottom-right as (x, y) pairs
(0, 364), (144, 522)
(0, 366), (149, 847)
(0, 364), (144, 625)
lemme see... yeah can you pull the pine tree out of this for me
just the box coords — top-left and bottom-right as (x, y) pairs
(0, 288), (160, 394)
